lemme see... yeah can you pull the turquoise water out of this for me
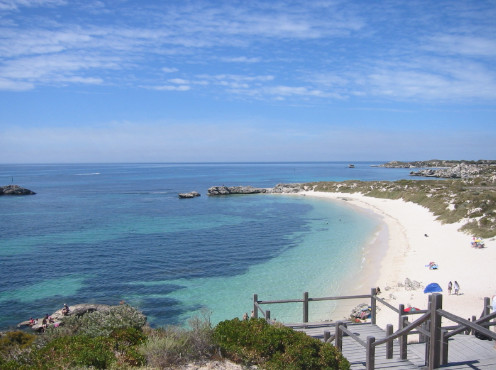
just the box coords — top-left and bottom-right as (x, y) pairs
(0, 162), (412, 329)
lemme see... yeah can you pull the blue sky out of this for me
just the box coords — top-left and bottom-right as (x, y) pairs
(1, 0), (495, 163)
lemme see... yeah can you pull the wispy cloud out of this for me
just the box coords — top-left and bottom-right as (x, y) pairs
(0, 0), (65, 11)
(0, 0), (494, 105)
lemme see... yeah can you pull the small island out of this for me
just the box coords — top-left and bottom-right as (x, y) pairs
(0, 185), (36, 195)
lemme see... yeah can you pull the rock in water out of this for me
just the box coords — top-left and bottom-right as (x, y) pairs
(0, 185), (36, 195)
(178, 191), (201, 198)
(207, 185), (268, 195)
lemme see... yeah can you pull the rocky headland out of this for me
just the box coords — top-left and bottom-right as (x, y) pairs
(381, 160), (496, 180)
(0, 185), (36, 195)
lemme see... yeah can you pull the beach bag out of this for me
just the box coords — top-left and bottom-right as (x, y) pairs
(474, 331), (491, 340)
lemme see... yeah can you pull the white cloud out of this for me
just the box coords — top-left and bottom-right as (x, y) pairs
(425, 35), (496, 57)
(0, 0), (65, 11)
(220, 56), (261, 63)
(148, 85), (190, 91)
(0, 77), (33, 90)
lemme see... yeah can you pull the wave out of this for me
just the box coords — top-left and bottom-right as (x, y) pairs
(75, 172), (101, 176)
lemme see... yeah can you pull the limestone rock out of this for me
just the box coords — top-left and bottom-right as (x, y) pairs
(271, 183), (304, 193)
(0, 185), (36, 195)
(18, 303), (112, 332)
(207, 185), (268, 195)
(179, 191), (201, 198)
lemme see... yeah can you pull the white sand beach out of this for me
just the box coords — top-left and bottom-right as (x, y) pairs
(301, 191), (496, 330)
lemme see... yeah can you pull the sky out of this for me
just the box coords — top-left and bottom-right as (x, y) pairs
(1, 0), (495, 163)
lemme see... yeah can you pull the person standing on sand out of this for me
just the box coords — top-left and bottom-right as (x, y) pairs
(454, 281), (460, 295)
(448, 281), (452, 295)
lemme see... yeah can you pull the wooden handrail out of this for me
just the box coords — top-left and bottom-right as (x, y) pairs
(440, 309), (496, 339)
(257, 299), (303, 304)
(374, 296), (399, 313)
(309, 294), (372, 301)
(340, 325), (367, 347)
(373, 312), (430, 346)
(256, 294), (372, 305)
(254, 302), (265, 317)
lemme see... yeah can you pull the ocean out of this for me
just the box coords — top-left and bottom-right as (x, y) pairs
(0, 162), (414, 330)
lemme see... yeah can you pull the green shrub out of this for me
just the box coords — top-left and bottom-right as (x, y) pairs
(60, 304), (147, 337)
(32, 335), (115, 369)
(138, 314), (215, 369)
(0, 331), (36, 367)
(30, 327), (146, 369)
(214, 318), (350, 369)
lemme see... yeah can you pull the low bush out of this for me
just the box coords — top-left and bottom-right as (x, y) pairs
(214, 318), (350, 369)
(0, 330), (36, 367)
(59, 304), (147, 337)
(138, 314), (215, 369)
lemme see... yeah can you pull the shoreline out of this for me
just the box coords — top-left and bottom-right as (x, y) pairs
(300, 191), (496, 329)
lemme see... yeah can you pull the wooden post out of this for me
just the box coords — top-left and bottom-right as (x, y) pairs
(428, 293), (442, 370)
(483, 297), (490, 317)
(483, 297), (491, 331)
(253, 294), (258, 319)
(471, 315), (476, 334)
(335, 321), (343, 352)
(366, 336), (376, 370)
(265, 310), (270, 322)
(303, 291), (309, 323)
(419, 320), (426, 343)
(398, 304), (405, 331)
(324, 330), (330, 343)
(424, 296), (431, 366)
(386, 324), (393, 359)
(399, 316), (408, 360)
(371, 288), (377, 324)
(441, 328), (449, 365)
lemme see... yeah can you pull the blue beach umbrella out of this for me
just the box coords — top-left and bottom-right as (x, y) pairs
(423, 282), (443, 293)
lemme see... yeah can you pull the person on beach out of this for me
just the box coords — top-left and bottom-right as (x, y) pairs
(243, 312), (248, 321)
(62, 303), (70, 315)
(448, 281), (452, 295)
(454, 281), (460, 295)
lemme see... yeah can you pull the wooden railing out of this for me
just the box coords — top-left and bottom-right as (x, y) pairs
(253, 289), (496, 370)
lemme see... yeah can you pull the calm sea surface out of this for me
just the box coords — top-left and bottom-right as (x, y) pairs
(0, 162), (414, 329)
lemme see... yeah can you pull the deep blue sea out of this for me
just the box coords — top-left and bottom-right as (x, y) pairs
(0, 162), (414, 330)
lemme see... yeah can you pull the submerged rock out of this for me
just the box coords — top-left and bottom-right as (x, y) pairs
(0, 185), (36, 195)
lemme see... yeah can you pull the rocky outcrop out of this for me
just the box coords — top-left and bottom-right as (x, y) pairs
(410, 163), (483, 179)
(271, 183), (305, 193)
(18, 303), (112, 332)
(207, 185), (268, 195)
(179, 191), (201, 199)
(0, 185), (36, 195)
(207, 183), (310, 196)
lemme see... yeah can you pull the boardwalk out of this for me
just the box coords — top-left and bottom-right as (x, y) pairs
(290, 321), (496, 369)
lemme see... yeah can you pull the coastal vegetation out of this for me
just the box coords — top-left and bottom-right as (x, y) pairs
(308, 178), (496, 238)
(0, 305), (349, 369)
